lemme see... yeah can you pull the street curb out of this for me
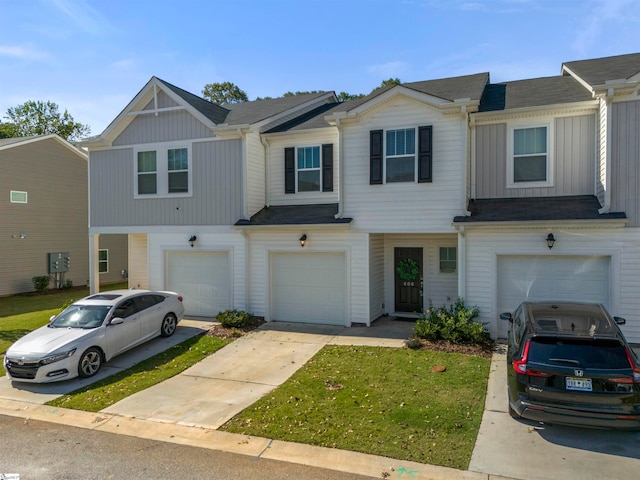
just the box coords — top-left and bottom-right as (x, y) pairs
(0, 397), (513, 480)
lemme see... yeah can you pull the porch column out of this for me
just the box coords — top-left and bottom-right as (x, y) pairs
(457, 228), (466, 299)
(89, 233), (100, 294)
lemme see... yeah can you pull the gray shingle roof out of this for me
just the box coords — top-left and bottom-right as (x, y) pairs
(159, 78), (334, 127)
(479, 76), (593, 112)
(235, 203), (352, 226)
(563, 52), (640, 86)
(453, 196), (626, 223)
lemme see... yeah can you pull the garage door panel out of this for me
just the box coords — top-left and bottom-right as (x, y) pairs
(498, 255), (610, 337)
(271, 253), (346, 325)
(167, 252), (230, 317)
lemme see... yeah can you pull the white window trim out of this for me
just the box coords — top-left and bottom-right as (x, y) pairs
(439, 246), (457, 274)
(10, 191), (28, 203)
(506, 122), (553, 189)
(133, 142), (193, 198)
(383, 126), (418, 184)
(98, 249), (109, 274)
(295, 145), (321, 193)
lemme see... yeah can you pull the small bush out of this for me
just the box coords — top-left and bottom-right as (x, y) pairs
(32, 275), (50, 292)
(216, 309), (255, 328)
(414, 298), (489, 345)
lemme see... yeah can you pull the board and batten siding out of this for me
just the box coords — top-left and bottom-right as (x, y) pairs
(610, 100), (640, 227)
(247, 230), (369, 325)
(463, 228), (640, 343)
(475, 114), (596, 198)
(342, 96), (467, 233)
(266, 129), (339, 206)
(114, 103), (215, 146)
(0, 138), (89, 295)
(89, 139), (243, 226)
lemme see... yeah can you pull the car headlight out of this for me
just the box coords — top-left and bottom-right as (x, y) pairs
(39, 348), (77, 366)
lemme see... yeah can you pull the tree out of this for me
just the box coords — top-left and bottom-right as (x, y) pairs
(373, 77), (402, 91)
(202, 82), (248, 105)
(4, 100), (91, 142)
(337, 91), (365, 101)
(0, 121), (17, 139)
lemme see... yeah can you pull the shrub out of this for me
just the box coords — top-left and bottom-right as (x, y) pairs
(216, 309), (255, 328)
(32, 275), (50, 291)
(414, 298), (489, 345)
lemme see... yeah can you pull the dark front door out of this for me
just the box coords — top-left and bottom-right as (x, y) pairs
(394, 247), (423, 313)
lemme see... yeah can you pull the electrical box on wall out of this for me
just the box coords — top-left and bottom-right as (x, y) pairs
(48, 252), (70, 273)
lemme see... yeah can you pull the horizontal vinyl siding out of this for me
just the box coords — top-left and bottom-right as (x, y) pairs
(97, 234), (128, 284)
(245, 132), (265, 217)
(475, 115), (596, 198)
(0, 139), (89, 295)
(146, 229), (247, 313)
(247, 230), (369, 325)
(463, 228), (640, 342)
(267, 130), (339, 206)
(342, 97), (466, 232)
(611, 100), (640, 226)
(90, 139), (243, 226)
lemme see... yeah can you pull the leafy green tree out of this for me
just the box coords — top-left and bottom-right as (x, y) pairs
(337, 91), (365, 101)
(202, 81), (248, 105)
(4, 100), (90, 142)
(0, 121), (18, 139)
(374, 77), (402, 91)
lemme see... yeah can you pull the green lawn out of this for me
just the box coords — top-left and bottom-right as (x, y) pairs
(220, 345), (490, 470)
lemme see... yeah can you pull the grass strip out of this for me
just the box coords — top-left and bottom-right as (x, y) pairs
(220, 345), (490, 470)
(47, 334), (231, 412)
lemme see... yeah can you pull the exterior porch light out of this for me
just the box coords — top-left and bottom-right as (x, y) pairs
(299, 234), (307, 248)
(189, 235), (197, 248)
(546, 233), (556, 249)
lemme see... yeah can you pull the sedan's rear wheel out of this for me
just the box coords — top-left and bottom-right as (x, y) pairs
(160, 313), (177, 337)
(78, 347), (102, 378)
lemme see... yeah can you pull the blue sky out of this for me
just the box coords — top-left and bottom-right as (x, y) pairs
(1, 0), (638, 135)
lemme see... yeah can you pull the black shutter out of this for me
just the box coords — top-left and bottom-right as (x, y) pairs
(322, 143), (333, 192)
(418, 125), (432, 183)
(284, 147), (295, 194)
(370, 130), (383, 185)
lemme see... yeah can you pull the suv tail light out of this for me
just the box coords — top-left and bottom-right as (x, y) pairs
(512, 341), (551, 377)
(624, 348), (640, 384)
(177, 295), (183, 302)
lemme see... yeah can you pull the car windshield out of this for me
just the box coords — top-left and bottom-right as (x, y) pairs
(528, 337), (631, 370)
(50, 305), (112, 329)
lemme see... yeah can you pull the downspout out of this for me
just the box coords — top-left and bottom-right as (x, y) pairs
(241, 229), (250, 312)
(468, 113), (476, 209)
(260, 135), (271, 207)
(334, 118), (344, 219)
(457, 226), (466, 300)
(598, 91), (613, 214)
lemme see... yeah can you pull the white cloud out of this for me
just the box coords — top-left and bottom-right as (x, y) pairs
(49, 0), (115, 35)
(571, 0), (639, 55)
(367, 61), (409, 79)
(0, 45), (49, 60)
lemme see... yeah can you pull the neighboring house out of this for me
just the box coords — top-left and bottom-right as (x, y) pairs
(82, 53), (640, 343)
(0, 134), (127, 295)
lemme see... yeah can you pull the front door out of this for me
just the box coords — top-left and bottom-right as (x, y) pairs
(394, 247), (423, 313)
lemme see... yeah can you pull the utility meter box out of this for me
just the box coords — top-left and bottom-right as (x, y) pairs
(48, 252), (70, 273)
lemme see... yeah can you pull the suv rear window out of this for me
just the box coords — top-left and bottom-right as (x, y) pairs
(528, 338), (631, 370)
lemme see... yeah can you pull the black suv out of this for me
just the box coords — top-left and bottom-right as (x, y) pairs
(502, 302), (640, 430)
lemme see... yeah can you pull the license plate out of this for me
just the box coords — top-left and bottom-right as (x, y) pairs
(566, 377), (592, 391)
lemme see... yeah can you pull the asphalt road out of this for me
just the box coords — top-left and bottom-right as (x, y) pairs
(0, 415), (376, 480)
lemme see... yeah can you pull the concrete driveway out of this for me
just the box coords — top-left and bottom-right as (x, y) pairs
(469, 346), (640, 480)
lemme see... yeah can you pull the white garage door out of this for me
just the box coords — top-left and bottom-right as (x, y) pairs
(271, 253), (346, 325)
(166, 251), (230, 317)
(497, 255), (610, 337)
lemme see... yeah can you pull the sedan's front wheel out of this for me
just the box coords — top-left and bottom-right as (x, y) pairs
(78, 347), (102, 378)
(160, 313), (177, 337)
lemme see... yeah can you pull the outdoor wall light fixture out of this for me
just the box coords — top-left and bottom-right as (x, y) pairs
(189, 235), (197, 248)
(299, 234), (307, 248)
(19, 233), (26, 239)
(546, 233), (556, 249)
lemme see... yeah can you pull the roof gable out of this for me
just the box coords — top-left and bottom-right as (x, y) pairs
(562, 52), (640, 87)
(0, 134), (87, 160)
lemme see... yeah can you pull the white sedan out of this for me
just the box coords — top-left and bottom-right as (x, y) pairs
(4, 289), (185, 383)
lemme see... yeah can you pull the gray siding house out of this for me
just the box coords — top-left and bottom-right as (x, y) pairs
(0, 134), (127, 295)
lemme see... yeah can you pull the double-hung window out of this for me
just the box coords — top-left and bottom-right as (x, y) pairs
(98, 249), (109, 273)
(385, 128), (416, 183)
(508, 125), (551, 187)
(135, 144), (191, 197)
(297, 146), (321, 192)
(439, 247), (457, 273)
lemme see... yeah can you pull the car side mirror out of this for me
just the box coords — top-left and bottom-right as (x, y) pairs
(500, 312), (513, 323)
(109, 317), (124, 326)
(49, 315), (56, 323)
(614, 316), (626, 325)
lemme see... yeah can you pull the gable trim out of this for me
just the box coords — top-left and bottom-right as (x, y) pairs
(0, 133), (87, 160)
